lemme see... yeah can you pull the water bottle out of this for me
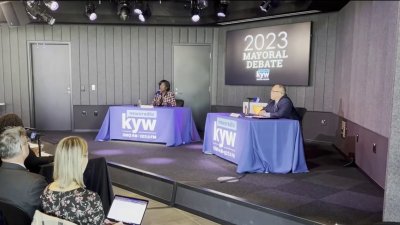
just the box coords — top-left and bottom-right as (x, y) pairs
(137, 99), (141, 107)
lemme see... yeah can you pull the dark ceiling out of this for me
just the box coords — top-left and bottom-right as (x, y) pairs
(1, 0), (350, 26)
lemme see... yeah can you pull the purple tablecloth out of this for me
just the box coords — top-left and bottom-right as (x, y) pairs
(96, 106), (201, 146)
(203, 113), (308, 173)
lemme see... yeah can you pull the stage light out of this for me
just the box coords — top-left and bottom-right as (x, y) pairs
(190, 0), (201, 23)
(198, 0), (208, 9)
(217, 0), (229, 18)
(43, 0), (59, 11)
(138, 3), (151, 22)
(41, 13), (55, 25)
(118, 0), (131, 21)
(25, 1), (56, 25)
(132, 1), (143, 15)
(85, 2), (97, 21)
(260, 0), (272, 13)
(191, 7), (200, 22)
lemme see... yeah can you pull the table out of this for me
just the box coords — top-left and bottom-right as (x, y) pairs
(202, 113), (308, 173)
(39, 157), (114, 214)
(96, 106), (201, 147)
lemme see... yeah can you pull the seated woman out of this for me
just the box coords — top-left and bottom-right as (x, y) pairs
(0, 113), (53, 173)
(40, 136), (121, 225)
(152, 80), (177, 107)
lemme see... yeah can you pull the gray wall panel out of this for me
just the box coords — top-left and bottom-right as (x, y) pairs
(313, 16), (327, 111)
(105, 26), (115, 104)
(26, 24), (34, 40)
(79, 25), (89, 105)
(113, 26), (123, 105)
(1, 25), (12, 114)
(18, 27), (30, 125)
(188, 27), (196, 44)
(385, 1), (400, 220)
(172, 27), (179, 43)
(155, 27), (164, 87)
(96, 26), (106, 105)
(122, 26), (131, 105)
(61, 25), (70, 41)
(0, 27), (4, 115)
(196, 27), (205, 43)
(138, 27), (148, 103)
(44, 25), (52, 40)
(179, 27), (188, 43)
(147, 27), (156, 104)
(34, 24), (44, 40)
(130, 27), (140, 104)
(88, 26), (98, 105)
(10, 28), (21, 117)
(163, 27), (172, 83)
(52, 25), (61, 41)
(0, 25), (216, 123)
(70, 25), (81, 105)
(334, 1), (397, 137)
(323, 14), (336, 112)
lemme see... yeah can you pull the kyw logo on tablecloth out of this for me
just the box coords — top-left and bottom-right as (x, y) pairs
(122, 110), (157, 133)
(213, 118), (237, 148)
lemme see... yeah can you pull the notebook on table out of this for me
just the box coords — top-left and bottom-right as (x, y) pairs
(245, 115), (269, 119)
(107, 195), (149, 225)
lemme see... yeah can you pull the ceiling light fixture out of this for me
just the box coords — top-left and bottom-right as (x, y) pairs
(217, 0), (229, 18)
(191, 0), (200, 23)
(218, 10), (320, 25)
(118, 0), (131, 21)
(132, 1), (143, 15)
(259, 0), (272, 13)
(25, 1), (56, 25)
(85, 2), (97, 21)
(43, 0), (59, 11)
(138, 3), (151, 22)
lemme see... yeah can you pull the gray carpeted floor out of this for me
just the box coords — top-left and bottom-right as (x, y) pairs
(41, 132), (384, 225)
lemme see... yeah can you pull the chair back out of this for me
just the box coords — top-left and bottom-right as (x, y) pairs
(31, 210), (77, 225)
(176, 99), (184, 107)
(0, 201), (31, 225)
(295, 107), (307, 122)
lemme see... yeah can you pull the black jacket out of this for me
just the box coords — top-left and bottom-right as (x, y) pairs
(0, 162), (47, 218)
(263, 96), (300, 120)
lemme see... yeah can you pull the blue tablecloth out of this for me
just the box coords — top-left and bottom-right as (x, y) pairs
(96, 106), (201, 147)
(203, 113), (308, 173)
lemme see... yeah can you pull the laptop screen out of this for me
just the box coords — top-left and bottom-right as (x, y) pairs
(107, 195), (148, 225)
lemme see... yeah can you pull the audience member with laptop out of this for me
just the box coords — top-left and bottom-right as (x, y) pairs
(0, 113), (147, 224)
(257, 84), (300, 120)
(40, 136), (124, 225)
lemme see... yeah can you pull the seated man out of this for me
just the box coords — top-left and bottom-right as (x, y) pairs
(152, 80), (177, 107)
(0, 127), (47, 218)
(258, 84), (300, 120)
(0, 113), (54, 173)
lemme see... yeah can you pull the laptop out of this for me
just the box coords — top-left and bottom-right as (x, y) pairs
(107, 195), (149, 225)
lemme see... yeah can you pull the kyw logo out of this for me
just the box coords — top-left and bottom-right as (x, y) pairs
(122, 113), (157, 133)
(213, 121), (236, 148)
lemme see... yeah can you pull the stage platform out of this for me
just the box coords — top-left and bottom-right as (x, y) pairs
(42, 132), (384, 225)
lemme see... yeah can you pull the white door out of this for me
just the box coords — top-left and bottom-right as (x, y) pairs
(173, 45), (211, 131)
(31, 43), (72, 130)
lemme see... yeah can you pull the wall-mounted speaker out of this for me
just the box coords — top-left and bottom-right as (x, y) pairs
(0, 1), (30, 27)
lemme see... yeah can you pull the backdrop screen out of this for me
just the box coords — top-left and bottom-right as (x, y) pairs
(225, 22), (311, 86)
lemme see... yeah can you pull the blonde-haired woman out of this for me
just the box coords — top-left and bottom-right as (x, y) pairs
(40, 136), (121, 225)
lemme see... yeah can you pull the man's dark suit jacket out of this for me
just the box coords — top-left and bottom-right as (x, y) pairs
(0, 162), (47, 218)
(263, 96), (300, 120)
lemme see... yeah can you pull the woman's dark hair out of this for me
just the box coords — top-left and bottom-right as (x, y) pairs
(0, 113), (24, 134)
(159, 80), (171, 92)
